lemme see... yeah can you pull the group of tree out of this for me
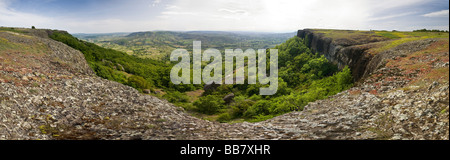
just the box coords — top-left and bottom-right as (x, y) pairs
(183, 37), (353, 122)
(413, 29), (449, 33)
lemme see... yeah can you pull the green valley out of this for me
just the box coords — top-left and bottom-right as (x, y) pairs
(50, 30), (353, 123)
(74, 31), (296, 60)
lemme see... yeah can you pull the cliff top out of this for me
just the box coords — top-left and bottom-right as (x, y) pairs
(300, 29), (449, 49)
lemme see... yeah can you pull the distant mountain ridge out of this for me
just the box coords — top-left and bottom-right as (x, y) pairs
(75, 30), (296, 60)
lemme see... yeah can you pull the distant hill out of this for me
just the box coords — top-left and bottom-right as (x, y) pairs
(72, 32), (130, 41)
(74, 31), (296, 60)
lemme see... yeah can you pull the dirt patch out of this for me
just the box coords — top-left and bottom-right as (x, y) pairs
(186, 89), (205, 102)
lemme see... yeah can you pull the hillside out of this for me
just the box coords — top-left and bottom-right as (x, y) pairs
(0, 27), (448, 140)
(0, 28), (262, 140)
(74, 31), (295, 60)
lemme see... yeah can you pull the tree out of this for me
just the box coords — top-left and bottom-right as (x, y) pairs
(194, 95), (224, 115)
(31, 26), (36, 29)
(127, 75), (152, 91)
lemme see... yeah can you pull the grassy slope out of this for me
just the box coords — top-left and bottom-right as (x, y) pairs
(386, 39), (449, 84)
(311, 29), (449, 54)
(371, 31), (449, 54)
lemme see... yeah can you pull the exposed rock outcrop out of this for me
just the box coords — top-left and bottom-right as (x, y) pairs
(297, 29), (389, 81)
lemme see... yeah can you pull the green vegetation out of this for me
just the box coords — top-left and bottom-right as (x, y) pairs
(0, 27), (26, 34)
(371, 30), (449, 54)
(0, 30), (49, 61)
(375, 32), (402, 39)
(49, 31), (200, 92)
(187, 37), (353, 122)
(311, 29), (388, 45)
(413, 29), (449, 33)
(194, 95), (225, 115)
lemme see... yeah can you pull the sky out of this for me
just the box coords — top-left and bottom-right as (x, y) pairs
(0, 0), (449, 33)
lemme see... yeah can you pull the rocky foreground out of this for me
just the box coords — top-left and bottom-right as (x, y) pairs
(0, 30), (448, 140)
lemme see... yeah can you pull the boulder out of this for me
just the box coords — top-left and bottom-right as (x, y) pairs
(204, 82), (220, 92)
(117, 64), (125, 71)
(143, 89), (151, 94)
(154, 90), (162, 94)
(223, 93), (235, 104)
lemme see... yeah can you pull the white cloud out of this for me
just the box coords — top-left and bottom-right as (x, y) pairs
(218, 9), (248, 15)
(155, 0), (371, 31)
(151, 0), (161, 7)
(365, 0), (431, 11)
(0, 0), (54, 29)
(422, 10), (449, 17)
(368, 12), (417, 21)
(165, 5), (179, 10)
(0, 0), (448, 33)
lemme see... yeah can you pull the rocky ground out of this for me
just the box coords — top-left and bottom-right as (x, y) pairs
(0, 30), (448, 140)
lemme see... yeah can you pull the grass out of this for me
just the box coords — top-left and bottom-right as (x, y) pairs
(385, 39), (449, 87)
(311, 29), (449, 55)
(0, 33), (49, 57)
(370, 31), (449, 54)
(312, 29), (387, 44)
(0, 27), (26, 34)
(186, 89), (204, 102)
(314, 29), (370, 37)
(375, 31), (402, 39)
(424, 67), (449, 83)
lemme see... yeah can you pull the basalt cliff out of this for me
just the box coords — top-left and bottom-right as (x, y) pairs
(0, 28), (448, 140)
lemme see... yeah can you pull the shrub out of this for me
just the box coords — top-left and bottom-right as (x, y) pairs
(127, 75), (152, 91)
(248, 114), (275, 122)
(194, 95), (224, 115)
(163, 91), (190, 103)
(231, 98), (255, 118)
(217, 113), (232, 123)
(178, 103), (197, 111)
(244, 100), (272, 118)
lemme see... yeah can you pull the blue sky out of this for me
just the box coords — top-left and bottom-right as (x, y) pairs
(1, 0), (448, 33)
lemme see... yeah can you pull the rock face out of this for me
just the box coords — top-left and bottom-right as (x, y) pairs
(297, 29), (388, 81)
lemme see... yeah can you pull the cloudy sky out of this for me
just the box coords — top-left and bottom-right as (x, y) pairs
(0, 0), (448, 33)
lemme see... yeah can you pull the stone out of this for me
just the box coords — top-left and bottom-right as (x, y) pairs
(117, 64), (125, 71)
(223, 93), (235, 104)
(143, 89), (151, 94)
(154, 90), (162, 94)
(203, 82), (220, 92)
(392, 134), (402, 140)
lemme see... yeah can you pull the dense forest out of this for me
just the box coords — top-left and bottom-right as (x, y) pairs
(50, 32), (353, 122)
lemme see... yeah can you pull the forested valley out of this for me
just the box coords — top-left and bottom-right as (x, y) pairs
(51, 32), (353, 123)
